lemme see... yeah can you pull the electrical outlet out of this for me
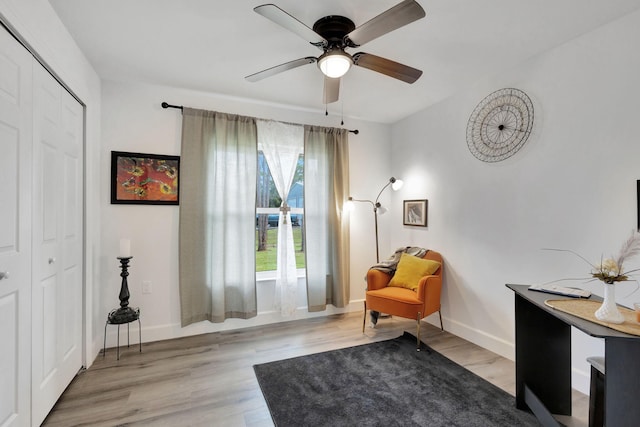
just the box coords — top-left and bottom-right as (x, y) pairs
(142, 280), (152, 294)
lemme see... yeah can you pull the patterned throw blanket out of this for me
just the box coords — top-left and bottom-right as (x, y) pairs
(369, 246), (428, 276)
(368, 246), (429, 325)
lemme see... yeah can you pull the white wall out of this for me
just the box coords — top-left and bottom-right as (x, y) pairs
(100, 80), (391, 345)
(390, 9), (640, 393)
(0, 0), (102, 367)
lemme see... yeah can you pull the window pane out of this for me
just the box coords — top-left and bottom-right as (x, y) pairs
(257, 151), (281, 209)
(256, 151), (305, 272)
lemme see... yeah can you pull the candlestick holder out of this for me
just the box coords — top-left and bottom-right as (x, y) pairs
(118, 256), (132, 308)
(108, 256), (139, 324)
(104, 256), (141, 359)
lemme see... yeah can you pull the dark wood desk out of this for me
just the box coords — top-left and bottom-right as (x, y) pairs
(507, 284), (640, 427)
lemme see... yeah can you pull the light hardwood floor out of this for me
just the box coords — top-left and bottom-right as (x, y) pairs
(42, 312), (589, 426)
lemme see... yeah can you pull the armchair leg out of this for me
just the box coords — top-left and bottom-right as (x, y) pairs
(362, 301), (367, 334)
(416, 312), (422, 351)
(438, 310), (444, 331)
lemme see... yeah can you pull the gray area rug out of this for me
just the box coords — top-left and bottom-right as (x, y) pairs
(253, 332), (540, 426)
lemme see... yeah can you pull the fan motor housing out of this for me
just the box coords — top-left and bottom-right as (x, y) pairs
(312, 16), (355, 46)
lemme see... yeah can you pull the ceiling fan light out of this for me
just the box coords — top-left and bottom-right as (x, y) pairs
(318, 51), (352, 78)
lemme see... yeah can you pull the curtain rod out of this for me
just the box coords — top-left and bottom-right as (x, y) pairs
(161, 102), (359, 134)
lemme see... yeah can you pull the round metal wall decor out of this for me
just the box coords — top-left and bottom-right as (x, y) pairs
(466, 88), (534, 162)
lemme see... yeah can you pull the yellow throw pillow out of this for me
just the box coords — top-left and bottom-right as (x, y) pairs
(388, 253), (441, 291)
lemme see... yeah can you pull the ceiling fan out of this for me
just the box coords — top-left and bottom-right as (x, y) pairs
(245, 0), (426, 104)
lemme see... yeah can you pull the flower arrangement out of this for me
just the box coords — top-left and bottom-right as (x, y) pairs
(545, 230), (640, 324)
(591, 232), (640, 284)
(546, 230), (640, 285)
(590, 231), (640, 284)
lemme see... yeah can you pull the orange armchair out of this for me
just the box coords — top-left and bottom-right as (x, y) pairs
(363, 250), (443, 349)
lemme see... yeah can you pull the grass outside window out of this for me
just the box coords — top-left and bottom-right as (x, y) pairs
(256, 227), (305, 272)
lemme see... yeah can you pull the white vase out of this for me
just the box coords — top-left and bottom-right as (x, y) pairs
(594, 283), (625, 324)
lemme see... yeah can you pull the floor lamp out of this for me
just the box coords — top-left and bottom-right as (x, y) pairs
(348, 177), (403, 262)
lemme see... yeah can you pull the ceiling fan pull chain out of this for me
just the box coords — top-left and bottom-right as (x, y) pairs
(341, 85), (345, 125)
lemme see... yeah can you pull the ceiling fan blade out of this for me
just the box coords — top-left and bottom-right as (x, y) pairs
(345, 0), (426, 47)
(254, 4), (326, 47)
(323, 76), (340, 104)
(245, 57), (317, 82)
(353, 52), (422, 83)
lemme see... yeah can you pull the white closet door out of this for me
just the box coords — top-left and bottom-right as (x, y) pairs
(0, 26), (33, 427)
(31, 63), (83, 427)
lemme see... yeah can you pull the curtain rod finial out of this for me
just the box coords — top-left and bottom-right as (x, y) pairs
(161, 102), (183, 110)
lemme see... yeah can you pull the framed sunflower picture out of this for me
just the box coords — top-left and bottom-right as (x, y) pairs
(110, 151), (180, 205)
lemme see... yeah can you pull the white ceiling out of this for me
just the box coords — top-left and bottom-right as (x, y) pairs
(49, 0), (640, 124)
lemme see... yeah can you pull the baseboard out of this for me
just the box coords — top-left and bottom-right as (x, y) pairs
(351, 299), (516, 360)
(571, 367), (590, 395)
(434, 315), (591, 395)
(437, 316), (515, 360)
(96, 301), (364, 362)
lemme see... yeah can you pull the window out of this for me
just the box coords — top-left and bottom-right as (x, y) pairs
(256, 151), (305, 272)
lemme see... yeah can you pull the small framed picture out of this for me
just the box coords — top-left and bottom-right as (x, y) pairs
(403, 199), (428, 227)
(111, 151), (180, 205)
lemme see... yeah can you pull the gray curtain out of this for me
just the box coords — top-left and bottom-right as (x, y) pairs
(179, 108), (257, 326)
(304, 125), (350, 311)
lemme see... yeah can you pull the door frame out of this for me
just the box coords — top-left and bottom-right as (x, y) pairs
(0, 18), (91, 369)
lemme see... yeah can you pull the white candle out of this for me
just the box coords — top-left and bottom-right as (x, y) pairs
(119, 238), (131, 258)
